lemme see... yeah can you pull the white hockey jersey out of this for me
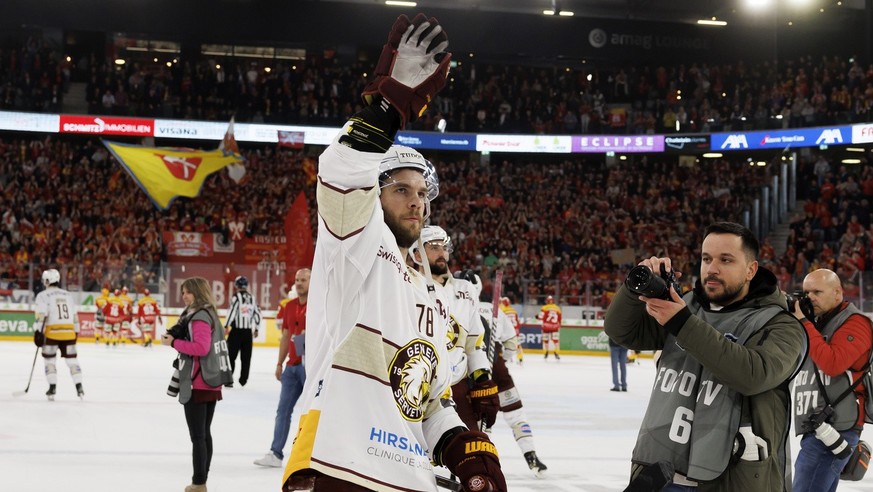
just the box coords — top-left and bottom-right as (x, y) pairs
(478, 301), (517, 344)
(436, 276), (490, 385)
(284, 131), (464, 491)
(34, 287), (77, 341)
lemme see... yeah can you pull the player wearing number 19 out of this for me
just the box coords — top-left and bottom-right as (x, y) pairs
(604, 222), (807, 491)
(33, 268), (84, 400)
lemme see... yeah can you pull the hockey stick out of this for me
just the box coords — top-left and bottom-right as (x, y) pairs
(488, 269), (503, 367)
(13, 345), (41, 397)
(436, 474), (462, 491)
(477, 269), (503, 432)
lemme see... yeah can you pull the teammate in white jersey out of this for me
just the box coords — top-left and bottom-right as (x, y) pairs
(418, 225), (500, 433)
(475, 293), (549, 477)
(33, 269), (84, 400)
(282, 13), (505, 492)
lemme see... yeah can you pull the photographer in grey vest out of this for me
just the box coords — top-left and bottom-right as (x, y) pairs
(791, 268), (872, 492)
(161, 276), (232, 492)
(605, 222), (807, 492)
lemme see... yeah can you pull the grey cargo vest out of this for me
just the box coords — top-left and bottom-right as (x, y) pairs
(178, 308), (233, 404)
(632, 295), (783, 481)
(793, 303), (869, 433)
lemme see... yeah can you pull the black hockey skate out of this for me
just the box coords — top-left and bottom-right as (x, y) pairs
(46, 384), (56, 401)
(524, 451), (548, 478)
(76, 383), (85, 399)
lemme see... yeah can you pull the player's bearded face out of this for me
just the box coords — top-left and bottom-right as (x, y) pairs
(425, 243), (449, 275)
(380, 170), (428, 249)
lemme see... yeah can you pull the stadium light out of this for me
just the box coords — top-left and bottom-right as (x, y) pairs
(842, 158), (862, 164)
(702, 153), (723, 158)
(697, 18), (727, 26)
(385, 1), (416, 6)
(745, 0), (774, 9)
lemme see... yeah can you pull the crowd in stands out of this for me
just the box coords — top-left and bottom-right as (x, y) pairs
(3, 31), (873, 309)
(0, 32), (68, 114)
(784, 155), (873, 307)
(62, 54), (873, 136)
(1, 132), (808, 309)
(3, 30), (873, 135)
(0, 135), (313, 294)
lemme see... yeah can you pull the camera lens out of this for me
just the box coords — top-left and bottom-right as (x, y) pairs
(814, 422), (852, 459)
(167, 368), (181, 397)
(626, 265), (669, 300)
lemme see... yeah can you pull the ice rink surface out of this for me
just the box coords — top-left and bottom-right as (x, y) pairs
(1, 341), (871, 492)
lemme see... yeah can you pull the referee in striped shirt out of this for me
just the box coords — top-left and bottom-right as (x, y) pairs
(224, 276), (262, 387)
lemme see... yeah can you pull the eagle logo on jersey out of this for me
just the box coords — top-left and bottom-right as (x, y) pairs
(390, 339), (439, 422)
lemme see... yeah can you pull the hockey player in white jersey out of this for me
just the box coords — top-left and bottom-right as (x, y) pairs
(282, 13), (506, 492)
(473, 280), (549, 477)
(33, 269), (84, 400)
(417, 226), (500, 434)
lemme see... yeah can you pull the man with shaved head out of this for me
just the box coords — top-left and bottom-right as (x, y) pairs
(792, 268), (873, 492)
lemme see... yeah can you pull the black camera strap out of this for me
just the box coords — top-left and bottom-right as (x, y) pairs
(812, 359), (872, 409)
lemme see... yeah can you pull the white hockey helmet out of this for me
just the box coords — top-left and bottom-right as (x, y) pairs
(379, 145), (439, 202)
(420, 225), (452, 253)
(42, 269), (61, 287)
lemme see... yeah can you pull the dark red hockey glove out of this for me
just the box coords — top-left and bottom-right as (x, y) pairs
(364, 14), (413, 92)
(361, 13), (451, 125)
(440, 430), (506, 492)
(33, 330), (44, 347)
(469, 378), (499, 429)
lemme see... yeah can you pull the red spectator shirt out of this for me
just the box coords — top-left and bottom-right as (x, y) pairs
(282, 298), (307, 366)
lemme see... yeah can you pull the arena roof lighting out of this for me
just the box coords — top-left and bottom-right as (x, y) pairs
(697, 18), (727, 26)
(543, 9), (574, 15)
(702, 153), (723, 158)
(842, 158), (862, 164)
(385, 0), (416, 6)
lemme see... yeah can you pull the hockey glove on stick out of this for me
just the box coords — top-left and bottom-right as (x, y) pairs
(469, 377), (499, 429)
(33, 330), (44, 347)
(437, 428), (506, 492)
(362, 13), (451, 126)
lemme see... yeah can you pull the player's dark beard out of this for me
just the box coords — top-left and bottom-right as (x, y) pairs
(429, 261), (448, 275)
(703, 277), (745, 305)
(384, 210), (419, 249)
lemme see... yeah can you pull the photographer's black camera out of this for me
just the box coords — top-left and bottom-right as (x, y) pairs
(626, 264), (681, 301)
(785, 290), (815, 318)
(785, 291), (805, 312)
(166, 322), (189, 341)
